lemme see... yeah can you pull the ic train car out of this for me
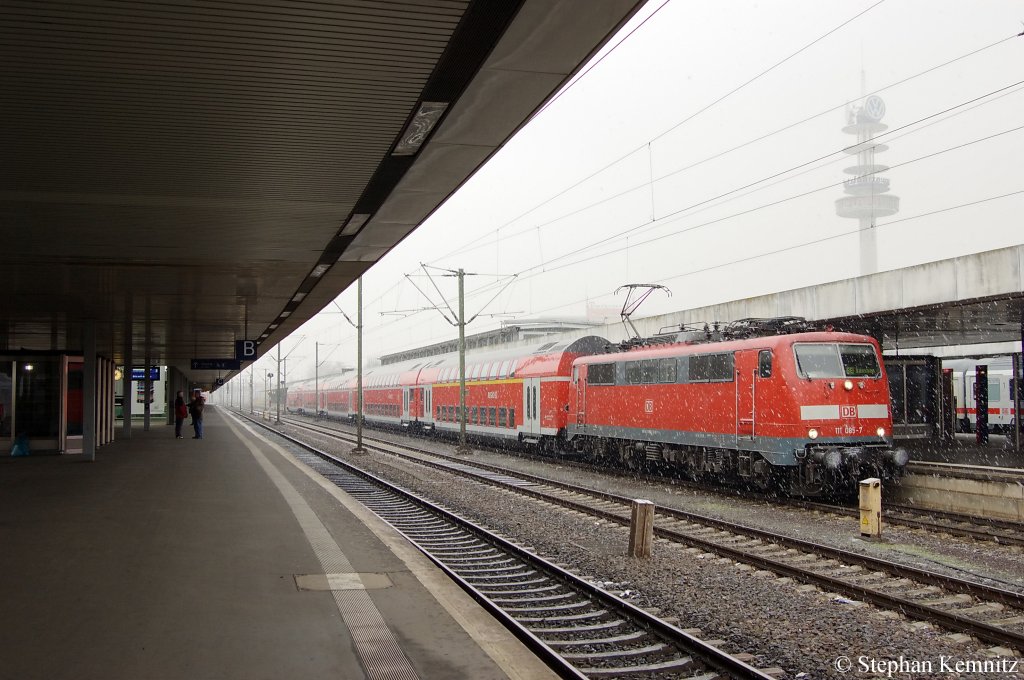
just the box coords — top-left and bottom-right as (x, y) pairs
(945, 357), (1021, 433)
(287, 321), (909, 495)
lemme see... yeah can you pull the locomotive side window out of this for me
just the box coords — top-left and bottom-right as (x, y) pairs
(588, 363), (615, 385)
(689, 353), (734, 382)
(625, 362), (642, 384)
(658, 358), (677, 383)
(641, 360), (658, 384)
(758, 350), (772, 378)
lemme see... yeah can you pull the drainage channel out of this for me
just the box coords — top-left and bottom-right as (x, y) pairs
(247, 416), (777, 680)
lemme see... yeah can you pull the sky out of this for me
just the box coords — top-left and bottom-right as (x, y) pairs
(256, 0), (1024, 383)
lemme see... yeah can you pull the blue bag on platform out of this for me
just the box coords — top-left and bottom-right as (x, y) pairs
(10, 435), (30, 457)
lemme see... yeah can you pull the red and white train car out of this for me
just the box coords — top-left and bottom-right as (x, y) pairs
(289, 336), (608, 444)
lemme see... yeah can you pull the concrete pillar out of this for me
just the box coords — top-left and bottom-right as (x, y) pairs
(628, 499), (655, 558)
(82, 320), (96, 461)
(122, 313), (132, 439)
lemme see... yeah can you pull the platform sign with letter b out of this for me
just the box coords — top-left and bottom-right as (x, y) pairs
(235, 340), (257, 361)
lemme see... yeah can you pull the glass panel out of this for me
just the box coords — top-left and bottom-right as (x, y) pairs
(888, 367), (907, 424)
(15, 359), (61, 438)
(839, 344), (881, 378)
(658, 358), (676, 383)
(498, 408), (507, 427)
(625, 362), (641, 384)
(588, 363), (615, 385)
(66, 361), (84, 437)
(988, 378), (1001, 402)
(489, 407), (496, 426)
(0, 362), (12, 438)
(641, 360), (658, 384)
(758, 350), (773, 378)
(794, 344), (843, 378)
(509, 408), (515, 428)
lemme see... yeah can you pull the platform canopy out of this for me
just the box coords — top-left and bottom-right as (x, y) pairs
(0, 0), (643, 386)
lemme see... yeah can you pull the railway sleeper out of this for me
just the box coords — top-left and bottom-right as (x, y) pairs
(502, 601), (594, 614)
(515, 609), (611, 624)
(488, 592), (576, 605)
(577, 656), (702, 677)
(560, 643), (668, 660)
(532, 620), (629, 635)
(541, 630), (647, 647)
(475, 584), (563, 596)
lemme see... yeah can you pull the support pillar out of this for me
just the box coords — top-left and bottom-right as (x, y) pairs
(82, 320), (96, 461)
(122, 317), (132, 439)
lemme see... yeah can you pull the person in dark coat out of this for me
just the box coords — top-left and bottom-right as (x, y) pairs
(188, 389), (206, 439)
(173, 391), (188, 439)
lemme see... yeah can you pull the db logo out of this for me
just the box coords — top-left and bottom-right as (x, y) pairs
(644, 399), (654, 414)
(841, 405), (857, 418)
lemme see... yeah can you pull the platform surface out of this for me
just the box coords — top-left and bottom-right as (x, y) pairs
(903, 432), (1024, 470)
(0, 408), (556, 680)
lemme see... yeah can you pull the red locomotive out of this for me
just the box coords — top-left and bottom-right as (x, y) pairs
(286, 318), (908, 495)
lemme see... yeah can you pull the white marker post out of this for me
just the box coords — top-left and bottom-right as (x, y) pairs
(859, 478), (882, 539)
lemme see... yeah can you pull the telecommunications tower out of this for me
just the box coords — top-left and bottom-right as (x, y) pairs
(835, 93), (899, 275)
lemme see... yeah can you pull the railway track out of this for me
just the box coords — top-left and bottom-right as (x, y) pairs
(273, 414), (1024, 652)
(276, 411), (1024, 548)
(787, 499), (1024, 548)
(238, 413), (778, 679)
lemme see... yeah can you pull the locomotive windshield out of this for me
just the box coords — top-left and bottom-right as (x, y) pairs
(794, 343), (880, 379)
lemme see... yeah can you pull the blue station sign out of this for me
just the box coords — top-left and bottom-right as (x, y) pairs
(131, 367), (161, 381)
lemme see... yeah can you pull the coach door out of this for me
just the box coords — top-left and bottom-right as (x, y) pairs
(523, 378), (541, 439)
(422, 386), (433, 427)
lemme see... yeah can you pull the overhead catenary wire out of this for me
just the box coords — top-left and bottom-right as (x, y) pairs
(456, 85), (1024, 302)
(526, 188), (1024, 318)
(430, 31), (1019, 265)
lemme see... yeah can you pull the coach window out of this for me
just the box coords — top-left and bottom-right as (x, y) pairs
(509, 408), (515, 427)
(471, 406), (478, 424)
(498, 408), (507, 427)
(488, 407), (496, 426)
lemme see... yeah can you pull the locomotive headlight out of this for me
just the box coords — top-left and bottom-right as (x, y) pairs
(843, 380), (854, 391)
(876, 427), (886, 437)
(808, 428), (819, 440)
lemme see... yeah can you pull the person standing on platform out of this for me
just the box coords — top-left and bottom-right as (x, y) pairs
(189, 389), (206, 439)
(173, 391), (188, 439)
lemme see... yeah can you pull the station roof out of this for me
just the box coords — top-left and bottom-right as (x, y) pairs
(546, 245), (1024, 356)
(0, 0), (643, 386)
